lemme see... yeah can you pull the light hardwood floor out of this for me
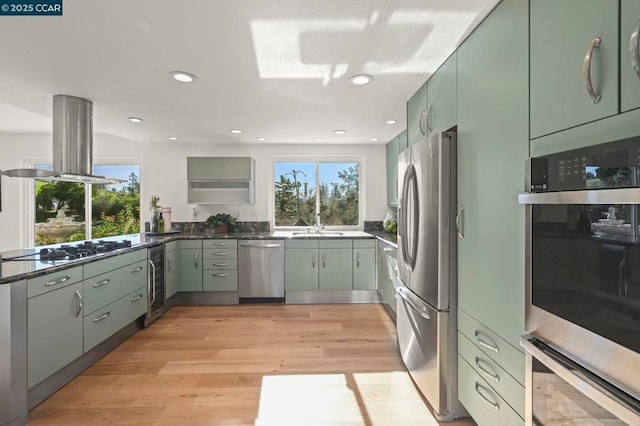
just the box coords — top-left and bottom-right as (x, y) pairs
(28, 304), (473, 426)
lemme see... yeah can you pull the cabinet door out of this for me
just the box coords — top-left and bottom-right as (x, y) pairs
(407, 81), (428, 146)
(353, 248), (376, 290)
(397, 129), (408, 153)
(319, 249), (353, 290)
(621, 0), (640, 113)
(165, 249), (178, 298)
(427, 52), (457, 135)
(376, 241), (398, 312)
(530, 0), (619, 138)
(28, 282), (83, 388)
(285, 249), (318, 290)
(457, 0), (528, 350)
(179, 248), (202, 292)
(386, 136), (399, 206)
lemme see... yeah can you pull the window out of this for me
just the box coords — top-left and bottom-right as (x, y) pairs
(33, 164), (141, 245)
(274, 160), (361, 228)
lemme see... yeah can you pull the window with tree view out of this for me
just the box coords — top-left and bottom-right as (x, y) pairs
(274, 161), (360, 227)
(34, 164), (141, 245)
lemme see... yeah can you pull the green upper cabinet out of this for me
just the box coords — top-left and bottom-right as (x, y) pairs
(530, 0), (619, 139)
(179, 241), (203, 292)
(386, 135), (399, 206)
(457, 0), (528, 351)
(427, 52), (457, 135)
(397, 129), (408, 152)
(621, 0), (640, 113)
(407, 80), (428, 146)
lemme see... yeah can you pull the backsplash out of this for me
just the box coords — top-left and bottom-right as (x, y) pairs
(170, 221), (271, 233)
(364, 221), (384, 232)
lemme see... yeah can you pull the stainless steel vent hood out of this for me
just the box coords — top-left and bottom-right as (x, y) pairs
(1, 95), (125, 184)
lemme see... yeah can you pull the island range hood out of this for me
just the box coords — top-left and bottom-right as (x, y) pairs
(1, 95), (125, 184)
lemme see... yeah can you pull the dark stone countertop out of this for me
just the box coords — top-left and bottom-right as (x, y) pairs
(368, 231), (398, 247)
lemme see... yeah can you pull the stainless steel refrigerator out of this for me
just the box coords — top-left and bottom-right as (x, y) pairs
(396, 131), (466, 421)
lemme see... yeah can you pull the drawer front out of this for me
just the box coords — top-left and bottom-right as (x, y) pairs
(353, 238), (376, 248)
(458, 308), (525, 385)
(83, 260), (147, 315)
(83, 249), (147, 279)
(203, 239), (237, 249)
(285, 239), (319, 249)
(458, 332), (525, 417)
(458, 355), (524, 426)
(179, 240), (203, 249)
(27, 265), (83, 298)
(203, 270), (238, 291)
(319, 239), (352, 249)
(203, 248), (237, 259)
(203, 259), (238, 270)
(165, 241), (178, 252)
(83, 287), (147, 352)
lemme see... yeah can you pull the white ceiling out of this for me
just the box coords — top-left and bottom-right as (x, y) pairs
(0, 0), (499, 145)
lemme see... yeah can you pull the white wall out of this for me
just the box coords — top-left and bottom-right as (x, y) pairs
(0, 133), (388, 250)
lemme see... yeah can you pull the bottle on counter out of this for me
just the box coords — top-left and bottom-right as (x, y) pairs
(158, 212), (165, 233)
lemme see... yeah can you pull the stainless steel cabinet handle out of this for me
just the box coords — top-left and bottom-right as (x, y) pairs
(74, 290), (83, 318)
(130, 266), (143, 273)
(195, 251), (199, 268)
(93, 312), (111, 323)
(149, 260), (156, 305)
(426, 106), (432, 134)
(322, 253), (326, 268)
(396, 286), (430, 319)
(631, 17), (640, 79)
(92, 278), (110, 288)
(419, 109), (428, 135)
(475, 330), (499, 352)
(475, 382), (500, 410)
(130, 294), (143, 302)
(212, 273), (229, 277)
(167, 256), (172, 273)
(356, 252), (360, 268)
(212, 262), (229, 267)
(455, 205), (464, 240)
(211, 252), (229, 256)
(240, 243), (283, 248)
(211, 242), (228, 246)
(312, 252), (316, 268)
(383, 247), (394, 252)
(45, 275), (71, 287)
(475, 357), (500, 382)
(583, 37), (602, 103)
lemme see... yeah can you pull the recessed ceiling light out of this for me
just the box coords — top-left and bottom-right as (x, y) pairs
(349, 74), (373, 85)
(128, 117), (143, 123)
(386, 120), (397, 125)
(230, 129), (242, 134)
(168, 136), (178, 141)
(315, 138), (324, 141)
(170, 71), (197, 83)
(257, 137), (265, 141)
(333, 130), (347, 135)
(370, 137), (379, 142)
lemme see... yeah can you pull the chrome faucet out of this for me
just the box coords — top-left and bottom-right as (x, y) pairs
(313, 213), (325, 233)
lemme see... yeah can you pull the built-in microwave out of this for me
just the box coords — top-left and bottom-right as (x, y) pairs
(519, 136), (640, 423)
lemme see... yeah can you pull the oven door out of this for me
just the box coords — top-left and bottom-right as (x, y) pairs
(521, 337), (640, 425)
(519, 187), (640, 401)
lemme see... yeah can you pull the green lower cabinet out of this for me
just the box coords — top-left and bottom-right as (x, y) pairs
(203, 270), (238, 291)
(179, 248), (203, 292)
(284, 248), (319, 290)
(353, 248), (376, 290)
(319, 248), (353, 290)
(165, 248), (178, 298)
(376, 240), (397, 313)
(621, 0), (640, 113)
(28, 281), (83, 389)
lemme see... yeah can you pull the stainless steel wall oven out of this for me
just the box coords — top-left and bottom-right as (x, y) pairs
(519, 136), (640, 424)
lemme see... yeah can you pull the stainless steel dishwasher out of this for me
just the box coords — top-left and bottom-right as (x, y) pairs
(238, 240), (285, 302)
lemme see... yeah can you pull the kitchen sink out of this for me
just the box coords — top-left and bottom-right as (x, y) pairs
(291, 231), (344, 237)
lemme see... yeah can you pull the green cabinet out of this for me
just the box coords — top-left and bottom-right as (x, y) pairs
(165, 242), (178, 298)
(203, 240), (238, 291)
(376, 239), (397, 313)
(353, 240), (376, 290)
(407, 81), (428, 146)
(530, 0), (619, 138)
(28, 281), (83, 389)
(427, 52), (457, 135)
(621, 0), (640, 113)
(397, 129), (408, 152)
(285, 240), (319, 290)
(386, 136), (399, 206)
(179, 240), (203, 292)
(319, 240), (353, 290)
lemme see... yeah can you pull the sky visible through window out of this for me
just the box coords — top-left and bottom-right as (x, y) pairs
(275, 162), (353, 186)
(36, 164), (137, 191)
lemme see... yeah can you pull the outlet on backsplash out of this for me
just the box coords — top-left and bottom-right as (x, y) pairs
(192, 206), (198, 220)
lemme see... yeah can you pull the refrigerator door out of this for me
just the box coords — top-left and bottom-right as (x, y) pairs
(397, 146), (413, 288)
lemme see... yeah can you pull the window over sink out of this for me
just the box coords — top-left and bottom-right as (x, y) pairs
(272, 160), (361, 229)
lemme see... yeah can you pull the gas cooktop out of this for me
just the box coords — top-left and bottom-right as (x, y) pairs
(2, 239), (134, 262)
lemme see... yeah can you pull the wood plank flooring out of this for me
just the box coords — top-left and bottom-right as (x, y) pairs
(28, 304), (473, 426)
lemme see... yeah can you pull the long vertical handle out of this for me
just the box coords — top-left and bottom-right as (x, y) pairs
(583, 37), (602, 103)
(356, 252), (360, 268)
(456, 205), (464, 240)
(312, 252), (316, 268)
(74, 290), (83, 318)
(322, 253), (326, 268)
(167, 256), (172, 273)
(194, 251), (199, 269)
(631, 18), (640, 79)
(149, 260), (156, 305)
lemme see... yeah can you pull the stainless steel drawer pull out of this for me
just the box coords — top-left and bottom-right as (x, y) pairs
(583, 37), (602, 103)
(475, 382), (499, 410)
(212, 252), (229, 256)
(212, 273), (229, 277)
(632, 17), (640, 79)
(74, 290), (83, 318)
(44, 275), (71, 287)
(383, 247), (395, 252)
(130, 266), (143, 273)
(130, 294), (144, 302)
(93, 278), (111, 287)
(211, 242), (228, 246)
(474, 330), (499, 352)
(475, 357), (500, 382)
(93, 312), (111, 323)
(212, 263), (229, 267)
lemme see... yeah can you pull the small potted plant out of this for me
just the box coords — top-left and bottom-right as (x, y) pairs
(205, 213), (237, 234)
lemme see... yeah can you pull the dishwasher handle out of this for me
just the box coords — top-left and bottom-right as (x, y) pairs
(240, 243), (283, 248)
